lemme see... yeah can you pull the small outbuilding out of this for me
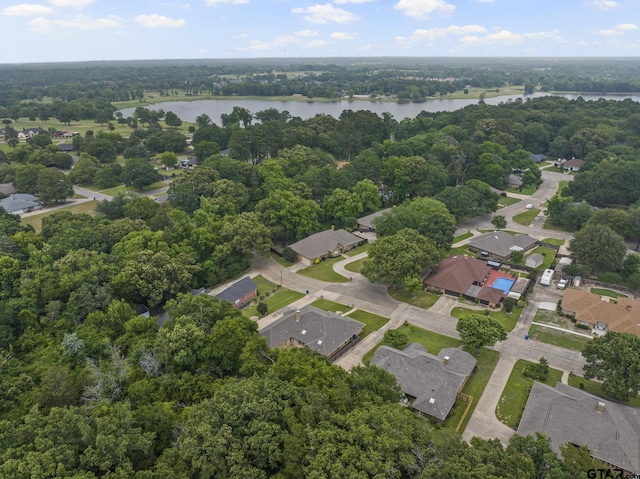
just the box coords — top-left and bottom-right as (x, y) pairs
(525, 253), (544, 269)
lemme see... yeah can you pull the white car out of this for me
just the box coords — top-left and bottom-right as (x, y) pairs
(557, 278), (568, 290)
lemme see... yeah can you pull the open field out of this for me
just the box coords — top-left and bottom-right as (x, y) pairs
(20, 201), (97, 232)
(495, 359), (563, 429)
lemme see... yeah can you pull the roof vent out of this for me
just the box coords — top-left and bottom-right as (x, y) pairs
(429, 398), (435, 404)
(317, 340), (323, 345)
(443, 356), (450, 365)
(301, 329), (307, 335)
(295, 310), (301, 322)
(597, 401), (605, 413)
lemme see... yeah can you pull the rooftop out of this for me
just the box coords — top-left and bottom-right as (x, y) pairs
(467, 231), (537, 259)
(215, 276), (257, 304)
(289, 228), (363, 260)
(425, 255), (491, 294)
(357, 208), (392, 229)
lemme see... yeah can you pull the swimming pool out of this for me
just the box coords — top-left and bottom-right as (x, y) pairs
(491, 277), (515, 294)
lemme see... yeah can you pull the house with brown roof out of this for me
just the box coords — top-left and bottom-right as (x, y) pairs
(289, 228), (365, 266)
(371, 343), (477, 421)
(425, 255), (513, 307)
(518, 382), (640, 474)
(561, 288), (640, 338)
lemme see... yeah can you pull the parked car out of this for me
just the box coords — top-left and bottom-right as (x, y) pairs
(557, 278), (568, 290)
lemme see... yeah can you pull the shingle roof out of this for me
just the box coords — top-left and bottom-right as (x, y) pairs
(518, 382), (640, 474)
(215, 276), (257, 304)
(289, 229), (363, 260)
(526, 253), (544, 266)
(371, 343), (477, 421)
(0, 194), (40, 214)
(467, 231), (537, 259)
(564, 158), (585, 169)
(562, 289), (640, 337)
(530, 153), (547, 163)
(425, 255), (490, 293)
(508, 174), (523, 186)
(357, 208), (392, 229)
(259, 305), (364, 358)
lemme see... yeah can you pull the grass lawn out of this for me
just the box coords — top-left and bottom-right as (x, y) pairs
(544, 166), (566, 173)
(344, 243), (370, 256)
(243, 288), (304, 318)
(527, 246), (557, 270)
(542, 220), (572, 232)
(568, 375), (640, 408)
(99, 180), (168, 196)
(496, 359), (564, 429)
(590, 288), (628, 299)
(541, 238), (564, 247)
(451, 305), (522, 332)
(557, 180), (569, 195)
(441, 245), (472, 258)
(363, 323), (462, 364)
(346, 309), (390, 339)
(389, 289), (439, 309)
(506, 186), (537, 195)
(297, 256), (349, 283)
(527, 324), (591, 352)
(498, 196), (521, 207)
(21, 201), (97, 232)
(310, 298), (351, 314)
(453, 232), (474, 243)
(443, 348), (500, 432)
(344, 257), (367, 274)
(252, 274), (278, 295)
(512, 208), (540, 226)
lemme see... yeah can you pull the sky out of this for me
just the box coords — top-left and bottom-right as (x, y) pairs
(1, 0), (639, 63)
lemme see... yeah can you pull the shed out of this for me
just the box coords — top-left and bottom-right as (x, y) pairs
(525, 253), (544, 269)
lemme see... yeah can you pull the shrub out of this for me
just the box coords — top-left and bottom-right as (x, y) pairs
(503, 297), (515, 313)
(282, 246), (297, 263)
(383, 329), (409, 350)
(576, 323), (590, 330)
(523, 357), (549, 381)
(257, 302), (268, 316)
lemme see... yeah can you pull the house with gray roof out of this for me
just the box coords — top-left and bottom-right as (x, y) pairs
(467, 231), (538, 262)
(259, 305), (364, 361)
(289, 228), (365, 265)
(530, 153), (547, 163)
(518, 382), (640, 474)
(0, 193), (42, 214)
(357, 208), (392, 232)
(215, 276), (257, 309)
(371, 343), (477, 421)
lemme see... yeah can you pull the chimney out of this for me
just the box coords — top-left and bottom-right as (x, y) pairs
(597, 401), (605, 413)
(627, 305), (632, 312)
(295, 310), (301, 322)
(331, 225), (335, 231)
(443, 356), (450, 365)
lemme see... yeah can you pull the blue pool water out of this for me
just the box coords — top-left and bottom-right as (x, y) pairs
(491, 277), (515, 294)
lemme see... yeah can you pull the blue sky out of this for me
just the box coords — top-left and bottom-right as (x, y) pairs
(1, 0), (639, 63)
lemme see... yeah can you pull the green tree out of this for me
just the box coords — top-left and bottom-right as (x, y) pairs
(158, 151), (178, 169)
(120, 157), (162, 191)
(510, 250), (524, 264)
(36, 168), (73, 204)
(323, 188), (363, 226)
(491, 214), (507, 230)
(352, 178), (381, 213)
(164, 110), (182, 128)
(383, 329), (409, 349)
(362, 228), (439, 288)
(68, 153), (100, 184)
(570, 223), (627, 273)
(456, 313), (507, 355)
(256, 189), (321, 242)
(582, 331), (640, 401)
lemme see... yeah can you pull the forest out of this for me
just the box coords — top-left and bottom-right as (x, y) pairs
(2, 59), (640, 476)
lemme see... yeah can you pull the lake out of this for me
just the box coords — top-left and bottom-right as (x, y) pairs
(119, 92), (640, 125)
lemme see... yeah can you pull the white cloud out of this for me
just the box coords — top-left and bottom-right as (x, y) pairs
(586, 0), (620, 9)
(331, 31), (356, 40)
(27, 15), (51, 33)
(135, 14), (185, 28)
(598, 23), (638, 35)
(397, 24), (485, 45)
(57, 14), (122, 29)
(239, 30), (324, 52)
(475, 0), (494, 2)
(2, 4), (53, 16)
(48, 0), (94, 6)
(292, 3), (358, 24)
(334, 0), (374, 3)
(205, 0), (248, 4)
(196, 48), (207, 55)
(394, 0), (454, 19)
